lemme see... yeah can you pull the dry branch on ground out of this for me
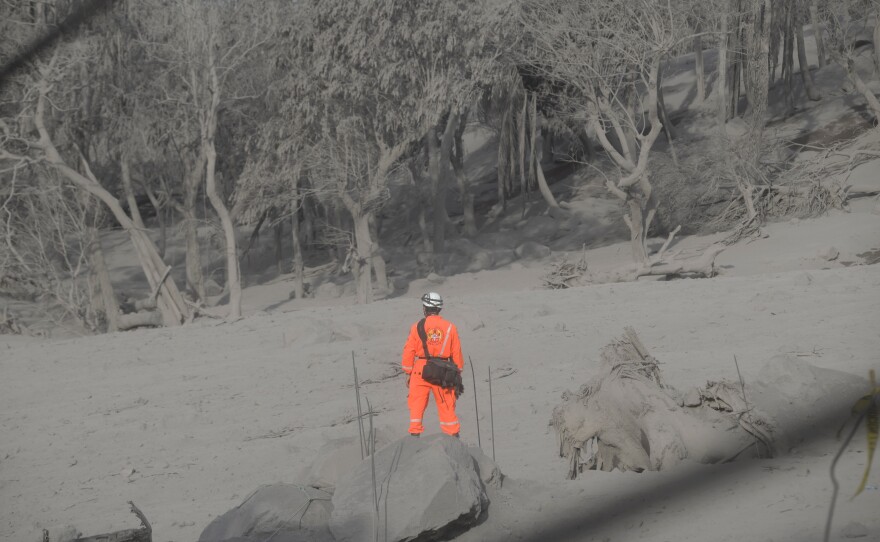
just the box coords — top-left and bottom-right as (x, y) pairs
(545, 230), (724, 287)
(48, 501), (152, 542)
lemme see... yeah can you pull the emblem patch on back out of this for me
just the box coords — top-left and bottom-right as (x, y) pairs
(426, 328), (443, 343)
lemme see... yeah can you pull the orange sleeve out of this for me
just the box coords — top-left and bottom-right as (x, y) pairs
(401, 324), (419, 375)
(450, 325), (464, 371)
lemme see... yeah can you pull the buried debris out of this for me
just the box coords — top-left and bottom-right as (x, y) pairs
(45, 502), (151, 542)
(552, 328), (773, 478)
(545, 234), (725, 288)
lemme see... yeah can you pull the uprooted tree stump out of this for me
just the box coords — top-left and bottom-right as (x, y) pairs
(552, 328), (773, 478)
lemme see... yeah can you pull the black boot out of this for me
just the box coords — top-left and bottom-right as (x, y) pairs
(410, 433), (420, 438)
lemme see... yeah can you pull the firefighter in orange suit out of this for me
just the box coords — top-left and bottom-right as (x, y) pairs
(401, 292), (464, 437)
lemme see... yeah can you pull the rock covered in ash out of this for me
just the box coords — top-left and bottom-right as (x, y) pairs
(330, 434), (489, 542)
(199, 483), (333, 542)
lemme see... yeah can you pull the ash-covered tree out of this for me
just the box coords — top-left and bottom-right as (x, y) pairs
(0, 2), (191, 328)
(294, 0), (495, 302)
(820, 0), (880, 119)
(132, 0), (276, 321)
(234, 1), (320, 301)
(517, 0), (682, 265)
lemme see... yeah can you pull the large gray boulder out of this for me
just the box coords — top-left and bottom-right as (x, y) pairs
(304, 429), (397, 493)
(330, 434), (489, 542)
(748, 354), (869, 453)
(199, 484), (333, 542)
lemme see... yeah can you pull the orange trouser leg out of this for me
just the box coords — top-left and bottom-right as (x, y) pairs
(407, 377), (431, 435)
(433, 385), (460, 435)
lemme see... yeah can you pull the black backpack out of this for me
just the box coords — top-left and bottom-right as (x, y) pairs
(417, 318), (464, 396)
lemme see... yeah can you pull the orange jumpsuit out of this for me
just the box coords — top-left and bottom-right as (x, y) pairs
(401, 314), (464, 436)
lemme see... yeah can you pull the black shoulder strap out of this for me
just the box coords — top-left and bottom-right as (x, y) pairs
(417, 318), (429, 358)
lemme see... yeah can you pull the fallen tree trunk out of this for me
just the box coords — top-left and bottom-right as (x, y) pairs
(545, 228), (725, 288)
(117, 311), (163, 331)
(586, 244), (725, 284)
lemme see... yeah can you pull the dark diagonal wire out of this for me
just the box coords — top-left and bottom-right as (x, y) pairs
(0, 0), (118, 86)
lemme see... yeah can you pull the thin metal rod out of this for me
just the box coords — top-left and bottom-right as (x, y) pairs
(469, 356), (482, 449)
(353, 352), (365, 460)
(489, 365), (496, 461)
(733, 354), (759, 456)
(366, 396), (379, 542)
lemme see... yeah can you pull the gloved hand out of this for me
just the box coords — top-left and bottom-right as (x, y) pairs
(405, 375), (411, 388)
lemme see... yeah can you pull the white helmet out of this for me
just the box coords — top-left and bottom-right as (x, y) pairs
(421, 292), (443, 309)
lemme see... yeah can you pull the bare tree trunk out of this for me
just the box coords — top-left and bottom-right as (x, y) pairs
(290, 200), (304, 299)
(428, 111), (458, 255)
(418, 207), (432, 254)
(782, 0), (796, 116)
(731, 55), (742, 118)
(351, 209), (373, 304)
(141, 182), (166, 258)
(182, 207), (205, 300)
(179, 164), (207, 302)
(656, 64), (679, 166)
(796, 16), (821, 101)
(332, 205), (347, 265)
(874, 17), (880, 76)
(533, 112), (560, 209)
(427, 132), (441, 252)
(203, 46), (241, 321)
(120, 155), (144, 230)
(575, 124), (595, 163)
(369, 214), (388, 294)
(238, 210), (266, 267)
(273, 219), (283, 274)
(810, 0), (826, 67)
(745, 0), (773, 146)
(496, 108), (509, 212)
(718, 8), (729, 126)
(731, 0), (745, 118)
(518, 94), (528, 208)
(301, 196), (315, 248)
(408, 160), (434, 253)
(452, 108), (477, 236)
(694, 22), (706, 103)
(89, 229), (118, 332)
(626, 198), (649, 264)
(528, 92), (538, 192)
(846, 57), (880, 118)
(734, 0), (773, 222)
(204, 144), (241, 320)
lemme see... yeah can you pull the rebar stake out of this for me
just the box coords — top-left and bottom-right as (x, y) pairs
(352, 351), (366, 460)
(489, 365), (495, 461)
(469, 355), (482, 449)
